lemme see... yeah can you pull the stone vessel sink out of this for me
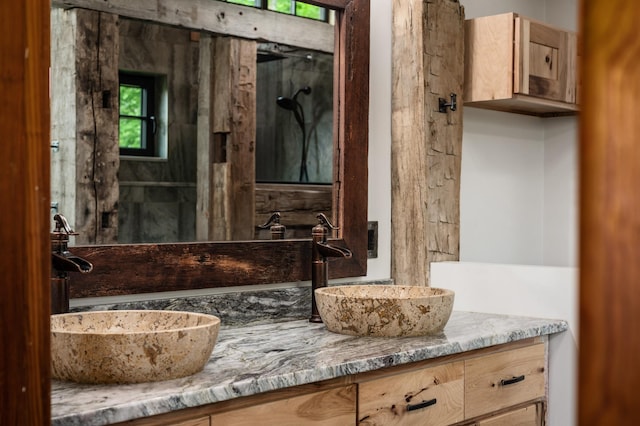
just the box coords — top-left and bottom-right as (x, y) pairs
(315, 285), (454, 337)
(51, 310), (220, 384)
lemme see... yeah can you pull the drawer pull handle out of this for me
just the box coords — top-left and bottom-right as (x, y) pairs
(406, 398), (437, 412)
(500, 375), (525, 386)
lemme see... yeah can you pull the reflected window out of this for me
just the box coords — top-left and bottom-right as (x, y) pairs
(223, 0), (330, 22)
(118, 72), (157, 157)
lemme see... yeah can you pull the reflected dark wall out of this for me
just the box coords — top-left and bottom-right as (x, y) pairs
(255, 50), (334, 184)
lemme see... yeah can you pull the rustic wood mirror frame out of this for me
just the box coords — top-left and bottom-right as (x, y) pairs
(70, 0), (370, 298)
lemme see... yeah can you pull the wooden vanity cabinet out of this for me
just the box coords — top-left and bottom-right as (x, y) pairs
(115, 338), (547, 426)
(464, 12), (578, 116)
(358, 361), (465, 425)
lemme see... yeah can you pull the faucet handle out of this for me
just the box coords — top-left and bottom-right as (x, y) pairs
(259, 212), (286, 240)
(315, 213), (339, 230)
(313, 213), (339, 240)
(53, 214), (78, 235)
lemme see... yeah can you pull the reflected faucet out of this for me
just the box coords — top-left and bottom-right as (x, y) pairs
(310, 213), (352, 323)
(51, 214), (93, 314)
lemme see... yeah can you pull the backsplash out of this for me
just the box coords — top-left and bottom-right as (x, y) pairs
(71, 280), (393, 326)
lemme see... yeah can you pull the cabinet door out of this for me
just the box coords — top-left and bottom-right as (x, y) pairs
(209, 385), (356, 426)
(358, 362), (464, 426)
(476, 404), (543, 426)
(514, 16), (577, 104)
(465, 344), (546, 419)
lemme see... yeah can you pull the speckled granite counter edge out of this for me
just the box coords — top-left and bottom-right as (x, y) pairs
(51, 311), (568, 426)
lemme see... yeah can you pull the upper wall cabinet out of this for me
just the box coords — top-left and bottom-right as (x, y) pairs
(464, 12), (579, 117)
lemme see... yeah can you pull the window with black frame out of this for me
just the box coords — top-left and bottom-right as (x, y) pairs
(119, 72), (157, 157)
(223, 0), (330, 22)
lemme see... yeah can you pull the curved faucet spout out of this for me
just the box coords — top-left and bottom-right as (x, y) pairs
(52, 253), (93, 273)
(315, 241), (352, 259)
(51, 214), (94, 314)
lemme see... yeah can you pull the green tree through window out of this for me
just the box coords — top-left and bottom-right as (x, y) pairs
(119, 85), (143, 149)
(119, 72), (156, 157)
(225, 0), (326, 21)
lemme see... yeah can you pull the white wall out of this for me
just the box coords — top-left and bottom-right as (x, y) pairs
(365, 0), (579, 273)
(364, 0), (392, 280)
(431, 262), (578, 426)
(457, 0), (579, 267)
(460, 108), (546, 264)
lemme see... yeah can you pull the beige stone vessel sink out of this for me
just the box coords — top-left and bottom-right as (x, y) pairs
(315, 285), (454, 337)
(51, 310), (220, 384)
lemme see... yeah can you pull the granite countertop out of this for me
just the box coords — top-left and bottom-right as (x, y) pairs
(51, 311), (568, 426)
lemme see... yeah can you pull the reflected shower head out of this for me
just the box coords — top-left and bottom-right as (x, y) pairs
(276, 96), (297, 111)
(276, 86), (312, 111)
(275, 86), (312, 182)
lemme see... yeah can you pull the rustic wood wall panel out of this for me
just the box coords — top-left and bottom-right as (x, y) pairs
(211, 37), (257, 241)
(74, 10), (120, 244)
(0, 0), (51, 423)
(579, 1), (640, 424)
(391, 0), (464, 286)
(196, 33), (214, 241)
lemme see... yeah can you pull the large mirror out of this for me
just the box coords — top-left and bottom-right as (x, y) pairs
(51, 1), (336, 244)
(50, 0), (370, 297)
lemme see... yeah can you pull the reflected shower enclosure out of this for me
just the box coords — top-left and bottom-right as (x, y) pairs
(256, 49), (334, 184)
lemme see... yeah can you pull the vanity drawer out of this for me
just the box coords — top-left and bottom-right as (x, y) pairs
(208, 385), (356, 425)
(465, 344), (546, 419)
(358, 361), (464, 426)
(476, 403), (543, 426)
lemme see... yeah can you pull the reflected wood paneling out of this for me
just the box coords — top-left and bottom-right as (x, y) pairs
(51, 0), (334, 54)
(63, 0), (369, 297)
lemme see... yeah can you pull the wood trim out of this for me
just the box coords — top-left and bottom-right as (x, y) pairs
(579, 0), (640, 424)
(0, 0), (51, 423)
(67, 0), (369, 297)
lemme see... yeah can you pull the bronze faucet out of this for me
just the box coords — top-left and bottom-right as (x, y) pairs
(259, 212), (286, 239)
(51, 214), (93, 314)
(310, 213), (352, 323)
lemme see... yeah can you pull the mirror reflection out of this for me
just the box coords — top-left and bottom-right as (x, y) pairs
(50, 3), (334, 245)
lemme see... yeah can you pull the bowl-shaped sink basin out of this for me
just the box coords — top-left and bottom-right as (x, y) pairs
(315, 285), (454, 337)
(51, 310), (220, 384)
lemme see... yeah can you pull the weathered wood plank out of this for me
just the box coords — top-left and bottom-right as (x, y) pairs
(51, 0), (334, 53)
(212, 37), (257, 241)
(196, 34), (213, 241)
(391, 0), (464, 286)
(74, 9), (120, 244)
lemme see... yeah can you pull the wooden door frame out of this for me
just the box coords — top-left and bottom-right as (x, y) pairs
(0, 1), (51, 424)
(578, 0), (640, 423)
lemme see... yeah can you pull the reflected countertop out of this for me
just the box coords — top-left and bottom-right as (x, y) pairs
(51, 311), (568, 425)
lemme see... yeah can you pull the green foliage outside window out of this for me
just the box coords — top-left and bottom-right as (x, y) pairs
(296, 3), (322, 19)
(119, 85), (143, 149)
(226, 0), (324, 20)
(227, 0), (257, 6)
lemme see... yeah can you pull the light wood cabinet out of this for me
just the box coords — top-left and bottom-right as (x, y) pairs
(209, 385), (356, 425)
(475, 404), (543, 426)
(464, 12), (578, 116)
(116, 339), (547, 426)
(465, 344), (546, 419)
(358, 361), (464, 426)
